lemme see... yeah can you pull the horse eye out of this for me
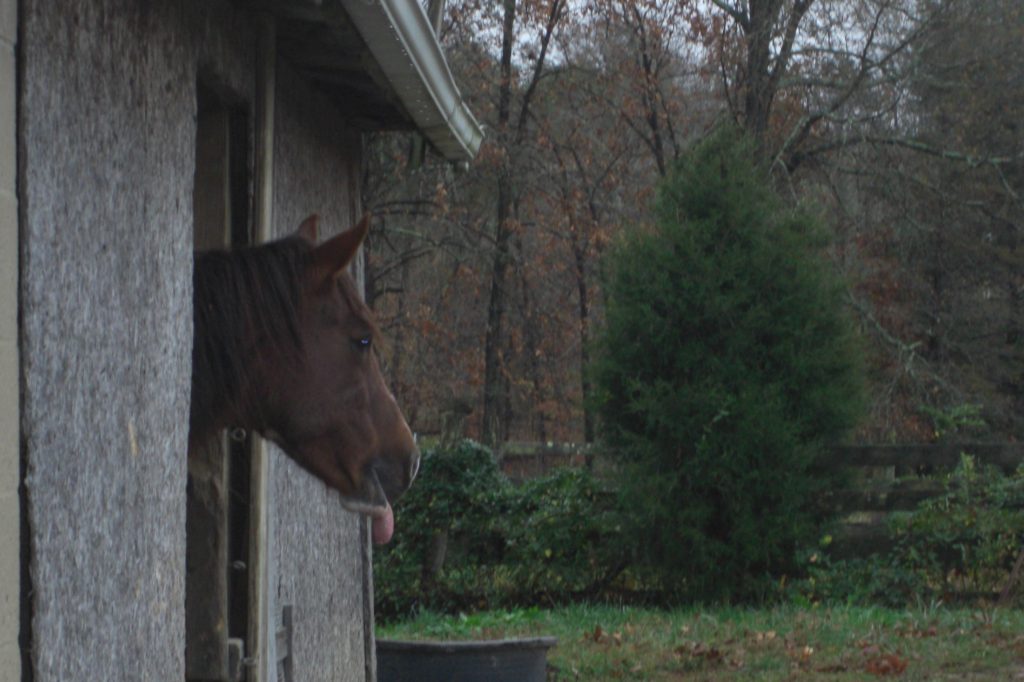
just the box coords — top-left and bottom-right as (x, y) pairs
(352, 335), (372, 351)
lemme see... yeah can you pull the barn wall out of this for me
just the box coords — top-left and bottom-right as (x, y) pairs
(19, 1), (373, 679)
(0, 0), (18, 678)
(18, 2), (196, 678)
(266, 59), (369, 682)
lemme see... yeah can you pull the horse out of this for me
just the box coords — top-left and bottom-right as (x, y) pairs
(190, 214), (418, 544)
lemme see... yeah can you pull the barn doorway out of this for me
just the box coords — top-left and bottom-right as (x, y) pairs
(187, 79), (253, 682)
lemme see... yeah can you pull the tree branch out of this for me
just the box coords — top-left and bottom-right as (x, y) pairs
(515, 0), (566, 140)
(710, 0), (750, 31)
(793, 133), (1019, 170)
(778, 2), (926, 171)
(767, 0), (813, 94)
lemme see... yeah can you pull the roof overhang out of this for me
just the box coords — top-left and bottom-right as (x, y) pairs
(269, 0), (483, 163)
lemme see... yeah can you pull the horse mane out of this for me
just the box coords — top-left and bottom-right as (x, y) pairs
(191, 237), (311, 443)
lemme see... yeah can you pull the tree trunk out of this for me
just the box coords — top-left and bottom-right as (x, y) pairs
(481, 0), (517, 446)
(516, 235), (548, 442)
(742, 0), (780, 139)
(572, 231), (595, 443)
(482, 0), (563, 445)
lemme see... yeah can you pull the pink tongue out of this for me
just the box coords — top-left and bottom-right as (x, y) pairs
(372, 503), (394, 545)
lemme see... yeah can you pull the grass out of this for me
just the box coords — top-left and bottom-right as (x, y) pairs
(377, 604), (1024, 680)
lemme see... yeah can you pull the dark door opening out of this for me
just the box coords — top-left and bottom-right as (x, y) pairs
(187, 79), (253, 682)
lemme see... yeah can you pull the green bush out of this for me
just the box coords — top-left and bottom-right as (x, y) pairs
(789, 546), (930, 609)
(503, 468), (627, 602)
(792, 455), (1024, 607)
(374, 441), (626, 620)
(889, 455), (1024, 602)
(374, 440), (509, 619)
(591, 127), (864, 602)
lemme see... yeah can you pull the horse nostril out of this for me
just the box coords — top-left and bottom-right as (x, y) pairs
(408, 451), (421, 485)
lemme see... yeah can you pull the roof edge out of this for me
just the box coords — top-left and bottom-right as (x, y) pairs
(336, 0), (484, 162)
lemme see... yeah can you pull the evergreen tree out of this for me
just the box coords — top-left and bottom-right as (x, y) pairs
(592, 128), (864, 601)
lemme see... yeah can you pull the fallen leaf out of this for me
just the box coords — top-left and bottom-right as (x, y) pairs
(817, 663), (850, 673)
(865, 654), (908, 676)
(695, 643), (724, 663)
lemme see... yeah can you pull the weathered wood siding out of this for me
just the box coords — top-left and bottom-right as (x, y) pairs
(20, 3), (195, 678)
(267, 59), (368, 682)
(19, 1), (371, 679)
(0, 0), (18, 678)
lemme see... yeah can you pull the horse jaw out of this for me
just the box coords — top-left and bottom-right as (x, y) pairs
(337, 468), (395, 545)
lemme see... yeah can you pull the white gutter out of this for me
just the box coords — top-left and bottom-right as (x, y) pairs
(335, 0), (484, 162)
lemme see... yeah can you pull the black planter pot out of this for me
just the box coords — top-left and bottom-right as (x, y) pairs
(376, 637), (558, 682)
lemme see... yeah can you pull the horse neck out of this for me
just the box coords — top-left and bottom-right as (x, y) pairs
(190, 242), (306, 448)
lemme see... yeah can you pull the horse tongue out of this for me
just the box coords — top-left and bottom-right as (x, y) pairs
(372, 502), (394, 545)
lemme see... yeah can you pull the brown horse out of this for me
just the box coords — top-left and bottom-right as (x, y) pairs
(190, 214), (418, 544)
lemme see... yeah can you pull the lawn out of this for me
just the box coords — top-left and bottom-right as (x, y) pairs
(377, 604), (1024, 680)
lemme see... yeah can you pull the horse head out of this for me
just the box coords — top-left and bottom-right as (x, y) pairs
(191, 214), (419, 544)
(255, 214), (419, 544)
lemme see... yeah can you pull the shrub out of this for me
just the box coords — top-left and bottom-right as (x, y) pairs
(503, 468), (627, 603)
(789, 546), (930, 609)
(374, 440), (626, 620)
(591, 127), (864, 602)
(888, 455), (1024, 602)
(374, 440), (510, 618)
(792, 455), (1024, 607)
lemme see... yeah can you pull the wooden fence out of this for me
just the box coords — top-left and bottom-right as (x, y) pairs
(824, 444), (1024, 558)
(497, 441), (1024, 558)
(498, 441), (594, 481)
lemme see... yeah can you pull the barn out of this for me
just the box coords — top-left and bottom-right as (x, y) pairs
(0, 1), (481, 680)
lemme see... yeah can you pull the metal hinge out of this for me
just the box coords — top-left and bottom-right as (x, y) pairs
(227, 638), (245, 682)
(276, 605), (294, 682)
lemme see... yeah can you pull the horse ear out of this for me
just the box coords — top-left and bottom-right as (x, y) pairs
(295, 214), (319, 243)
(312, 213), (370, 277)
